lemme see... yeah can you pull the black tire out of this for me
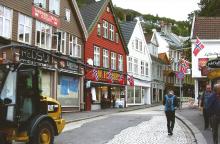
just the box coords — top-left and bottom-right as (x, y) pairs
(29, 120), (54, 144)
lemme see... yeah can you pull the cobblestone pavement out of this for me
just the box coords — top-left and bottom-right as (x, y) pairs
(107, 111), (195, 144)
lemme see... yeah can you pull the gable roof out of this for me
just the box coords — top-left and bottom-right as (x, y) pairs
(70, 0), (88, 40)
(150, 54), (166, 64)
(192, 17), (220, 39)
(78, 0), (129, 54)
(119, 21), (137, 46)
(159, 32), (182, 49)
(158, 53), (170, 65)
(80, 0), (106, 31)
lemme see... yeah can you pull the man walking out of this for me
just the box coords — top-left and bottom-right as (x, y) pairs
(207, 84), (220, 144)
(163, 90), (178, 136)
(200, 84), (212, 130)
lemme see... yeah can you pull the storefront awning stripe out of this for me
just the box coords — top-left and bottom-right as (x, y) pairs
(90, 81), (126, 87)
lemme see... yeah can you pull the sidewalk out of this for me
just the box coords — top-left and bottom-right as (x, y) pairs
(63, 104), (160, 123)
(176, 103), (213, 144)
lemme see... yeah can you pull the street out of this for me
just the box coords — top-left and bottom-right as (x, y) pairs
(55, 106), (195, 144)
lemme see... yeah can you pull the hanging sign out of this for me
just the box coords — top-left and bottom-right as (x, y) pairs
(176, 72), (185, 80)
(206, 59), (220, 68)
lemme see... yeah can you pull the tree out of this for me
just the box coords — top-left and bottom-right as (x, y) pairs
(199, 0), (220, 16)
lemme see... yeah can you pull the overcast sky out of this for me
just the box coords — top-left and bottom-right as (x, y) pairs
(112, 0), (200, 21)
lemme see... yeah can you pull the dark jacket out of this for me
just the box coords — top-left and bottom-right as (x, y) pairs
(200, 91), (212, 109)
(207, 93), (220, 116)
(163, 94), (178, 109)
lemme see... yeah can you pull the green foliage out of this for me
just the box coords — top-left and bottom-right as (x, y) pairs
(199, 0), (220, 16)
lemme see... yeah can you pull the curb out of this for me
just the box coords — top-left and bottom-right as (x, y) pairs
(66, 104), (160, 124)
(176, 113), (207, 144)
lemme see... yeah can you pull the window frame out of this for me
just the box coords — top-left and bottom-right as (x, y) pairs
(103, 49), (109, 68)
(115, 33), (119, 43)
(141, 61), (144, 76)
(103, 20), (108, 39)
(49, 0), (60, 15)
(57, 30), (66, 54)
(34, 0), (46, 9)
(145, 62), (149, 76)
(0, 5), (13, 39)
(109, 24), (114, 41)
(118, 54), (123, 71)
(111, 52), (116, 70)
(18, 13), (32, 44)
(134, 58), (138, 74)
(97, 23), (101, 36)
(128, 57), (133, 73)
(94, 46), (100, 66)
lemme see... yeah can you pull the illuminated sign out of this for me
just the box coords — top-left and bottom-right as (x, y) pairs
(32, 6), (60, 27)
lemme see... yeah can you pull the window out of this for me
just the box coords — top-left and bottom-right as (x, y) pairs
(0, 5), (12, 39)
(145, 62), (149, 76)
(18, 14), (32, 44)
(111, 52), (116, 70)
(134, 59), (138, 74)
(135, 39), (138, 50)
(132, 41), (134, 49)
(106, 6), (110, 12)
(139, 41), (142, 51)
(118, 54), (123, 71)
(97, 23), (101, 36)
(57, 30), (66, 54)
(103, 20), (108, 39)
(94, 46), (100, 66)
(128, 57), (132, 72)
(103, 49), (109, 68)
(109, 24), (114, 41)
(141, 61), (144, 76)
(36, 21), (52, 50)
(49, 0), (60, 15)
(116, 33), (119, 43)
(65, 9), (71, 22)
(70, 36), (81, 58)
(34, 0), (46, 9)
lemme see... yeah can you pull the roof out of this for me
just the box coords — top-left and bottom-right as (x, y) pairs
(159, 32), (182, 49)
(145, 32), (153, 43)
(119, 21), (137, 46)
(150, 54), (166, 64)
(80, 0), (106, 32)
(158, 53), (170, 65)
(192, 17), (220, 39)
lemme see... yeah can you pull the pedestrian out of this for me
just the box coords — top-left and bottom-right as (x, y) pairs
(200, 84), (212, 130)
(207, 84), (220, 144)
(163, 90), (178, 136)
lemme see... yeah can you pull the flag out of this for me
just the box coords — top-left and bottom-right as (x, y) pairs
(107, 69), (113, 83)
(178, 59), (190, 74)
(118, 74), (125, 85)
(193, 37), (205, 56)
(128, 75), (134, 86)
(92, 68), (99, 81)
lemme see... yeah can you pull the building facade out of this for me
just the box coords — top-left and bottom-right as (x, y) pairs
(79, 0), (128, 110)
(120, 20), (152, 106)
(0, 0), (88, 112)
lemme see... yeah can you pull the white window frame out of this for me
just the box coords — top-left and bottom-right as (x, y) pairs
(34, 0), (46, 9)
(103, 49), (109, 68)
(135, 39), (138, 50)
(57, 30), (66, 54)
(49, 0), (60, 15)
(94, 46), (100, 66)
(141, 61), (144, 76)
(18, 13), (32, 44)
(0, 5), (12, 39)
(111, 52), (116, 70)
(97, 23), (101, 36)
(139, 41), (142, 51)
(134, 58), (138, 74)
(109, 24), (114, 41)
(69, 36), (81, 58)
(115, 33), (119, 43)
(118, 54), (123, 71)
(35, 21), (52, 50)
(65, 9), (71, 22)
(103, 20), (108, 39)
(145, 62), (149, 76)
(128, 57), (133, 73)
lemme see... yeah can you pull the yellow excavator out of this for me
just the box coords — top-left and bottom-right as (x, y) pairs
(0, 45), (65, 144)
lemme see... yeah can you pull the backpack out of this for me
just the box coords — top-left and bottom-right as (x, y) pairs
(165, 95), (175, 112)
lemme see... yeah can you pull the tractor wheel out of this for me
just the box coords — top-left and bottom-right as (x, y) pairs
(29, 120), (54, 144)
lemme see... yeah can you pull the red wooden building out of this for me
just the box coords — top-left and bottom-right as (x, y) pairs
(79, 0), (128, 110)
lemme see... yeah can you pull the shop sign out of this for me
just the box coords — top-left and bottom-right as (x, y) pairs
(58, 61), (79, 71)
(207, 59), (220, 68)
(32, 6), (60, 27)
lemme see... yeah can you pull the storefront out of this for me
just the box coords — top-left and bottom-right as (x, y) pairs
(85, 68), (126, 111)
(151, 82), (164, 104)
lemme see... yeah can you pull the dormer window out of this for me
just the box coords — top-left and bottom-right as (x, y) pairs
(34, 0), (46, 9)
(49, 0), (60, 15)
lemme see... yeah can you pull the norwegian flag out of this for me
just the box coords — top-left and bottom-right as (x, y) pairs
(92, 68), (99, 81)
(118, 74), (125, 85)
(193, 37), (205, 56)
(127, 75), (134, 86)
(178, 59), (190, 74)
(107, 69), (113, 83)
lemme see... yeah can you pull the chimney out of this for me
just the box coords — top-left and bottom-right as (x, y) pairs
(161, 21), (172, 34)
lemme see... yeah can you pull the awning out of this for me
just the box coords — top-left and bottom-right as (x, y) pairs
(207, 69), (220, 80)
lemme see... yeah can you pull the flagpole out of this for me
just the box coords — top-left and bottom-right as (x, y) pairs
(180, 78), (182, 109)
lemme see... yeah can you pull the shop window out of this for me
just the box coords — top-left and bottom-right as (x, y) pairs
(94, 46), (100, 66)
(0, 5), (12, 39)
(103, 20), (108, 39)
(118, 54), (123, 71)
(127, 86), (134, 104)
(18, 13), (32, 44)
(109, 24), (114, 41)
(34, 0), (46, 9)
(36, 21), (52, 50)
(135, 86), (141, 103)
(141, 61), (144, 76)
(111, 52), (116, 70)
(134, 58), (138, 74)
(49, 0), (60, 15)
(39, 70), (52, 97)
(69, 36), (81, 58)
(103, 49), (109, 68)
(115, 33), (119, 43)
(97, 23), (101, 36)
(128, 57), (133, 73)
(57, 30), (66, 54)
(57, 76), (80, 106)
